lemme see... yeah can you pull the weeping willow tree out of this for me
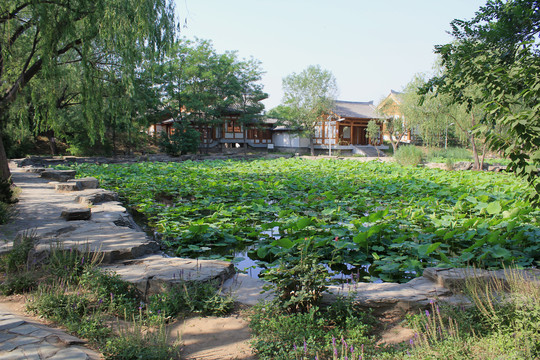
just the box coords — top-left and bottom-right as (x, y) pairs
(0, 0), (177, 182)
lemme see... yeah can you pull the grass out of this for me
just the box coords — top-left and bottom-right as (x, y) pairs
(249, 265), (540, 360)
(0, 235), (235, 359)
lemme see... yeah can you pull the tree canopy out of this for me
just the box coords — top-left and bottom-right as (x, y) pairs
(0, 0), (177, 181)
(425, 0), (540, 203)
(281, 65), (337, 155)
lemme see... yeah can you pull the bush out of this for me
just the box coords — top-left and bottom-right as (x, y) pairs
(394, 145), (423, 166)
(148, 280), (234, 318)
(249, 297), (375, 360)
(159, 121), (200, 156)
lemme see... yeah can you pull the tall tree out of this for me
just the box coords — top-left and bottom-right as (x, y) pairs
(234, 58), (268, 154)
(281, 65), (338, 156)
(425, 0), (540, 203)
(0, 0), (176, 181)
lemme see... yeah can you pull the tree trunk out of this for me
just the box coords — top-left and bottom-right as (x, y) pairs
(243, 127), (248, 155)
(392, 141), (398, 154)
(309, 135), (315, 156)
(470, 114), (480, 170)
(480, 141), (487, 170)
(46, 130), (58, 156)
(0, 134), (12, 183)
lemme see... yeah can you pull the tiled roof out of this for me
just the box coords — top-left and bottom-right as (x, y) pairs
(333, 100), (382, 119)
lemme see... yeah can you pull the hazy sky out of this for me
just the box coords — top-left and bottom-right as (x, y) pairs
(175, 0), (487, 110)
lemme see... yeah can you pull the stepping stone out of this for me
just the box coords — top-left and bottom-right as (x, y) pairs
(75, 189), (118, 205)
(100, 254), (235, 297)
(61, 208), (91, 221)
(69, 177), (99, 190)
(55, 183), (81, 192)
(40, 170), (76, 182)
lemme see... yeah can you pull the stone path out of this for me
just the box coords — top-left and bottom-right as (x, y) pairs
(0, 164), (236, 359)
(0, 312), (100, 359)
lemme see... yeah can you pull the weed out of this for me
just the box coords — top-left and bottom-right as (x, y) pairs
(394, 145), (423, 166)
(148, 280), (234, 318)
(249, 296), (375, 360)
(1, 232), (35, 273)
(262, 239), (333, 314)
(103, 312), (181, 360)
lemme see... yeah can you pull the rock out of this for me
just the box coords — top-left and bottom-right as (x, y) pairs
(40, 170), (76, 182)
(22, 167), (46, 174)
(453, 162), (473, 171)
(55, 183), (81, 192)
(75, 189), (118, 205)
(423, 267), (490, 291)
(487, 165), (507, 172)
(100, 254), (235, 297)
(70, 177), (99, 190)
(61, 208), (91, 221)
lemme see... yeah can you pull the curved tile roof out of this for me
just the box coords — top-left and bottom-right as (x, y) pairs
(333, 100), (382, 119)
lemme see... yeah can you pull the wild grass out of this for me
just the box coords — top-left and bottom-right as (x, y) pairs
(1, 235), (233, 359)
(394, 145), (424, 166)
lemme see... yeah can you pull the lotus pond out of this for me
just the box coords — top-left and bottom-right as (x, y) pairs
(73, 158), (540, 283)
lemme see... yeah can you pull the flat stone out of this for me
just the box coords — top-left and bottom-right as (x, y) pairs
(0, 332), (16, 342)
(9, 324), (41, 335)
(19, 343), (42, 360)
(101, 254), (235, 297)
(0, 347), (27, 360)
(55, 183), (81, 192)
(40, 170), (76, 182)
(75, 189), (118, 206)
(69, 177), (99, 190)
(222, 273), (274, 306)
(48, 347), (90, 359)
(0, 335), (40, 352)
(424, 267), (490, 291)
(33, 224), (160, 264)
(23, 167), (47, 174)
(61, 208), (91, 221)
(0, 318), (25, 331)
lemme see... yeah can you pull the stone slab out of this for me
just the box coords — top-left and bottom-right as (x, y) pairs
(222, 273), (274, 306)
(71, 177), (99, 190)
(40, 170), (76, 182)
(56, 183), (81, 192)
(75, 189), (118, 206)
(61, 208), (91, 221)
(100, 254), (235, 297)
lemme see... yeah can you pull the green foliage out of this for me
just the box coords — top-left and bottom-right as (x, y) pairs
(262, 239), (332, 314)
(148, 280), (234, 318)
(73, 158), (540, 282)
(0, 272), (37, 295)
(394, 145), (424, 166)
(426, 147), (472, 162)
(102, 316), (180, 360)
(1, 233), (35, 274)
(402, 268), (540, 359)
(159, 121), (201, 156)
(428, 0), (540, 204)
(249, 297), (374, 360)
(281, 65), (338, 155)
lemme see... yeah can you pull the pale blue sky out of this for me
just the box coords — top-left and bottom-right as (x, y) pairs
(175, 0), (487, 110)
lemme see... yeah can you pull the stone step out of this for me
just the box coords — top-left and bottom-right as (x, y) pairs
(101, 254), (235, 298)
(40, 170), (76, 182)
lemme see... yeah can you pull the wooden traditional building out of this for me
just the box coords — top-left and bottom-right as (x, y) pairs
(377, 90), (413, 143)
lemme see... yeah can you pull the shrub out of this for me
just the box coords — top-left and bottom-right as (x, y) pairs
(249, 297), (375, 360)
(394, 145), (423, 166)
(261, 239), (333, 314)
(159, 121), (200, 156)
(148, 280), (234, 318)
